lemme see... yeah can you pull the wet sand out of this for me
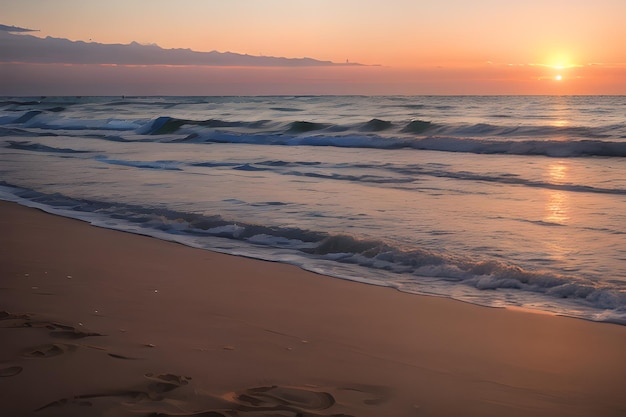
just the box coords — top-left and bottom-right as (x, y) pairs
(1, 200), (625, 416)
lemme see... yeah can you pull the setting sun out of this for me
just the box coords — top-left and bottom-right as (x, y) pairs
(555, 74), (562, 81)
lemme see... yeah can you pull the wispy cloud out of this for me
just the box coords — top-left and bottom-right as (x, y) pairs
(0, 24), (37, 33)
(0, 28), (361, 67)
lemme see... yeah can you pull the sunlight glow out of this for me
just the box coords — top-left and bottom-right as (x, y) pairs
(548, 163), (568, 184)
(545, 163), (570, 224)
(555, 74), (562, 81)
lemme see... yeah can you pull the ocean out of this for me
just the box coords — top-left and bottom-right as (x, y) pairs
(1, 95), (625, 324)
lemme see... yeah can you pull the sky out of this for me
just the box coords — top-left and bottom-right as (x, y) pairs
(1, 0), (625, 95)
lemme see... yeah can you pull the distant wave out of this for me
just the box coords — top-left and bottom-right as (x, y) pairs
(11, 151), (606, 195)
(6, 136), (625, 195)
(401, 119), (434, 134)
(6, 140), (89, 154)
(2, 106), (625, 158)
(137, 116), (253, 135)
(211, 159), (626, 195)
(287, 121), (330, 133)
(0, 100), (43, 106)
(0, 126), (59, 138)
(13, 110), (43, 124)
(408, 136), (626, 157)
(270, 107), (303, 112)
(95, 156), (182, 171)
(360, 118), (393, 132)
(0, 109), (142, 131)
(90, 154), (626, 194)
(185, 132), (626, 157)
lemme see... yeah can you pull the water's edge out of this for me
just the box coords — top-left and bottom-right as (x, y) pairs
(3, 190), (624, 327)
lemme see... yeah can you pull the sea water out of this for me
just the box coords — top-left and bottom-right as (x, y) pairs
(1, 95), (625, 323)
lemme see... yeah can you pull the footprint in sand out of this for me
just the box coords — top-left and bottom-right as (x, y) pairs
(35, 390), (148, 413)
(0, 311), (30, 320)
(338, 384), (392, 406)
(237, 385), (336, 411)
(21, 343), (77, 358)
(1, 311), (104, 340)
(145, 373), (192, 396)
(0, 311), (31, 328)
(49, 329), (104, 339)
(34, 372), (194, 414)
(107, 352), (140, 360)
(0, 366), (23, 377)
(33, 374), (359, 417)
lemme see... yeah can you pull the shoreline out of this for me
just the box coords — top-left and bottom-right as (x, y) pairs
(3, 187), (620, 327)
(1, 200), (625, 416)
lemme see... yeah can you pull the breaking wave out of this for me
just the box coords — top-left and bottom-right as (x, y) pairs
(2, 104), (625, 158)
(1, 183), (624, 324)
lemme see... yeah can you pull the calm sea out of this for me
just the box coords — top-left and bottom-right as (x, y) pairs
(1, 95), (625, 323)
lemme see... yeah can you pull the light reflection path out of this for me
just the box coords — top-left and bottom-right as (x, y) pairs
(543, 162), (571, 262)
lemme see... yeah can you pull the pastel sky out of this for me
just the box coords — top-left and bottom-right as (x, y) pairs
(2, 0), (625, 95)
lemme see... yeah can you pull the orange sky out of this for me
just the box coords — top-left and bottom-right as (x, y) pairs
(2, 0), (625, 95)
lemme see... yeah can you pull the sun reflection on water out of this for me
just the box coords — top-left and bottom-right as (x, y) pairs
(545, 190), (569, 224)
(547, 162), (567, 184)
(542, 162), (571, 261)
(546, 95), (573, 128)
(550, 119), (569, 127)
(544, 162), (570, 224)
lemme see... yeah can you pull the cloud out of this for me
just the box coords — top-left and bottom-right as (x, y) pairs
(0, 24), (37, 33)
(0, 29), (361, 67)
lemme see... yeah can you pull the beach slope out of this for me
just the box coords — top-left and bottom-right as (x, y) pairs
(1, 201), (625, 417)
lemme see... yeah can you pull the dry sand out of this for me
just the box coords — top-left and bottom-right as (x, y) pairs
(1, 200), (625, 417)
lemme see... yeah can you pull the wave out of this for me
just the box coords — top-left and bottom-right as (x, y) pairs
(50, 154), (625, 196)
(0, 99), (43, 106)
(137, 116), (255, 135)
(6, 140), (89, 154)
(0, 109), (142, 131)
(287, 121), (330, 133)
(1, 182), (624, 324)
(95, 156), (182, 171)
(360, 118), (393, 132)
(5, 107), (621, 139)
(134, 116), (626, 157)
(308, 235), (624, 314)
(270, 107), (303, 112)
(0, 126), (58, 137)
(183, 132), (626, 157)
(408, 136), (626, 157)
(13, 110), (43, 124)
(401, 119), (435, 134)
(230, 160), (626, 195)
(2, 106), (625, 157)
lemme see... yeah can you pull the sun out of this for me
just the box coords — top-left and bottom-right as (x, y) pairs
(555, 74), (562, 81)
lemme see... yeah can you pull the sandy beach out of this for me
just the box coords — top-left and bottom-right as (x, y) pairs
(1, 200), (625, 417)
